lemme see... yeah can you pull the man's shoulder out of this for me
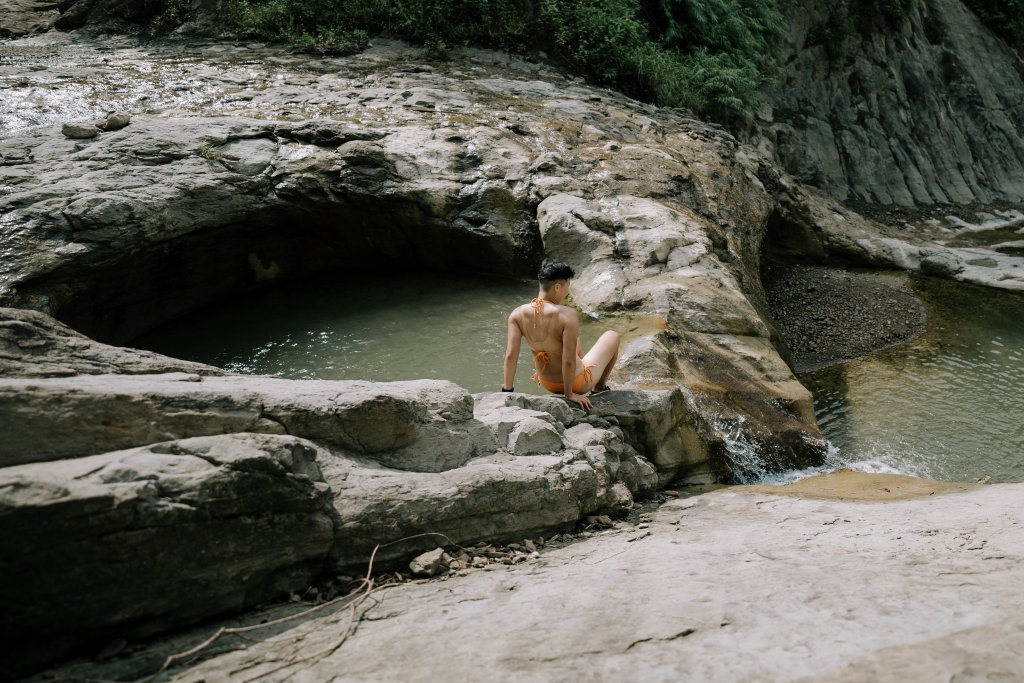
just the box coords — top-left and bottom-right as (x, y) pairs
(557, 305), (579, 321)
(508, 304), (531, 324)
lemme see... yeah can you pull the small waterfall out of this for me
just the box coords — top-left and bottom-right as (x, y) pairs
(715, 416), (773, 484)
(715, 416), (911, 485)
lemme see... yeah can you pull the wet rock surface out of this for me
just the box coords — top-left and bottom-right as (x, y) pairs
(762, 264), (927, 373)
(29, 473), (1024, 683)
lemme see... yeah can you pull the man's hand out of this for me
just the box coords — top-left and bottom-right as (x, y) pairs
(567, 392), (592, 410)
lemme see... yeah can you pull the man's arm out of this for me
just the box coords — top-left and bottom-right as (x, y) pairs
(503, 313), (522, 391)
(560, 310), (591, 409)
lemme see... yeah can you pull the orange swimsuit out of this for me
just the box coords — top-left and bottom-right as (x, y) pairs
(528, 298), (595, 394)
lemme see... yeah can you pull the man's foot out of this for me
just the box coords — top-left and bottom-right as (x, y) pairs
(590, 384), (612, 395)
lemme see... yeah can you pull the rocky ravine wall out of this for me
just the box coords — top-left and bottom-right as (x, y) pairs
(759, 0), (1024, 207)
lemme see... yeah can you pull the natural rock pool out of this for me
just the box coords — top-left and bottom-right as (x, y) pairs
(133, 271), (602, 396)
(136, 269), (1024, 485)
(802, 276), (1024, 483)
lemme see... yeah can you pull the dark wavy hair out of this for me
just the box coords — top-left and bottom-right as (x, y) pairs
(537, 258), (575, 289)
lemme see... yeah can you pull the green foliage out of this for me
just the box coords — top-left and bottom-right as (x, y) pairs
(641, 0), (784, 60)
(113, 0), (194, 25)
(962, 0), (1024, 45)
(198, 140), (223, 160)
(220, 0), (785, 125)
(806, 0), (916, 61)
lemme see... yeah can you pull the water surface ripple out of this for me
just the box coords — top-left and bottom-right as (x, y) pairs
(802, 276), (1024, 483)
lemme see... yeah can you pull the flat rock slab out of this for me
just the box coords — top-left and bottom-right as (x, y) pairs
(34, 472), (1024, 682)
(0, 373), (491, 469)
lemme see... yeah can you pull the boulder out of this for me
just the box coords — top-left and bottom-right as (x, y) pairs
(409, 548), (446, 576)
(61, 122), (100, 139)
(96, 111), (130, 132)
(507, 417), (564, 456)
(326, 448), (654, 570)
(0, 432), (335, 678)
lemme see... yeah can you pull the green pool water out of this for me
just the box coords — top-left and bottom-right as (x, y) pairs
(801, 276), (1024, 483)
(133, 271), (600, 396)
(135, 270), (1024, 484)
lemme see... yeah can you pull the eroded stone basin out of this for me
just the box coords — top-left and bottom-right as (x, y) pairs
(132, 270), (564, 395)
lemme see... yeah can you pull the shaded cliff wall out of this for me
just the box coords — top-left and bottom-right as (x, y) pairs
(758, 0), (1024, 206)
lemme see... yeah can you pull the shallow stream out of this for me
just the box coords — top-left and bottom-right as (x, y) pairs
(800, 276), (1024, 484)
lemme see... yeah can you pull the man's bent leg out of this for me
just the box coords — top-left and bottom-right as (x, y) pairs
(582, 330), (619, 392)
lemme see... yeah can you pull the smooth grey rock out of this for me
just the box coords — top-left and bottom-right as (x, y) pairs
(474, 392), (575, 425)
(60, 121), (99, 139)
(327, 451), (623, 570)
(0, 375), (661, 676)
(507, 417), (563, 456)
(589, 389), (707, 485)
(0, 373), (492, 471)
(0, 432), (335, 679)
(95, 111), (130, 131)
(475, 404), (564, 449)
(409, 548), (445, 576)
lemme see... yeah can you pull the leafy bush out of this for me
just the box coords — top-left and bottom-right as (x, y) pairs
(221, 0), (785, 125)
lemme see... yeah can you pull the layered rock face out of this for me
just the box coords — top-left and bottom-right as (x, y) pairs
(760, 0), (1024, 206)
(0, 37), (828, 476)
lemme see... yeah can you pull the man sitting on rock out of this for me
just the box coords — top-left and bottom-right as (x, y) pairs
(502, 258), (619, 410)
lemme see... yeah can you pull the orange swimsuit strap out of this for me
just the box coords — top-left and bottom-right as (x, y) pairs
(530, 350), (549, 385)
(529, 298), (551, 384)
(527, 297), (593, 394)
(531, 297), (548, 327)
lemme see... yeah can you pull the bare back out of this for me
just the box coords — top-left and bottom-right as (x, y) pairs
(510, 299), (582, 380)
